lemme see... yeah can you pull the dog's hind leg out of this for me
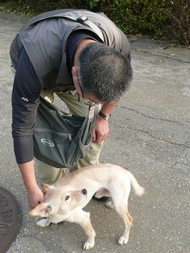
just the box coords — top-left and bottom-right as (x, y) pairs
(94, 188), (110, 198)
(118, 210), (133, 245)
(113, 200), (133, 245)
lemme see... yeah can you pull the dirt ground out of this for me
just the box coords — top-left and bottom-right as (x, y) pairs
(0, 11), (190, 253)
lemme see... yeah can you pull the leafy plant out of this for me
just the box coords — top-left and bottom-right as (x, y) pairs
(0, 0), (189, 46)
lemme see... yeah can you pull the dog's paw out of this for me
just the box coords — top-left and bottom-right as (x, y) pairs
(36, 218), (51, 227)
(118, 235), (129, 245)
(83, 240), (95, 250)
(105, 199), (114, 209)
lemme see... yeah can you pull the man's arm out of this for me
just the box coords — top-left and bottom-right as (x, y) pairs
(92, 100), (119, 143)
(19, 161), (44, 209)
(12, 47), (42, 208)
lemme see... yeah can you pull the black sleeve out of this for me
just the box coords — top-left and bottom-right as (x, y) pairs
(12, 47), (42, 164)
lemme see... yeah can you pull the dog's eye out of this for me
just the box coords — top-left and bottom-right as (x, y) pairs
(65, 196), (70, 201)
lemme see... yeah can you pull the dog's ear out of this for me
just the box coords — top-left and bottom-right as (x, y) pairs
(41, 183), (50, 194)
(28, 203), (52, 217)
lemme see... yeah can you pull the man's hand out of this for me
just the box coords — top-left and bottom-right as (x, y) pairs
(92, 115), (109, 143)
(27, 185), (44, 209)
(91, 99), (119, 143)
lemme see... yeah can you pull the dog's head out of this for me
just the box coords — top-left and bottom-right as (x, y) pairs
(28, 184), (87, 218)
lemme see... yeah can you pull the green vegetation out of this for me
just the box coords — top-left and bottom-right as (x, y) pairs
(0, 0), (189, 46)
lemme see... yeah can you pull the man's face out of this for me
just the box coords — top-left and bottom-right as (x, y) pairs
(72, 66), (102, 105)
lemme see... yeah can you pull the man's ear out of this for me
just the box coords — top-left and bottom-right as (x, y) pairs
(28, 203), (52, 217)
(72, 66), (83, 96)
(71, 66), (78, 77)
(41, 183), (49, 194)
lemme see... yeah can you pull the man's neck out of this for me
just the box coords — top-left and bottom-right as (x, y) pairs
(73, 39), (96, 67)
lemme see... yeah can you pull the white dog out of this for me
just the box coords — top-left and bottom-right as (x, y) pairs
(29, 163), (144, 250)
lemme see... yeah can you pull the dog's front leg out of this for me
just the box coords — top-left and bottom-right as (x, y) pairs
(80, 212), (96, 250)
(72, 209), (96, 250)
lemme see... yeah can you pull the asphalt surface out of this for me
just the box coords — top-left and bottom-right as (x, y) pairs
(0, 11), (190, 253)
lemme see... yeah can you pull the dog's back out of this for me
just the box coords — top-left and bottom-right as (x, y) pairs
(57, 163), (144, 200)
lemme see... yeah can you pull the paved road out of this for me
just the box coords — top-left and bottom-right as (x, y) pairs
(0, 11), (190, 253)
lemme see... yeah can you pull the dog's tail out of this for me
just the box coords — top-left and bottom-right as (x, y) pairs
(128, 171), (145, 196)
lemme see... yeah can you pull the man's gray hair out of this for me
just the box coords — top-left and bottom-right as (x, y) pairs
(77, 43), (133, 103)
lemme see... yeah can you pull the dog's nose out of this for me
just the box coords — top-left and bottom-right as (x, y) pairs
(82, 189), (87, 195)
